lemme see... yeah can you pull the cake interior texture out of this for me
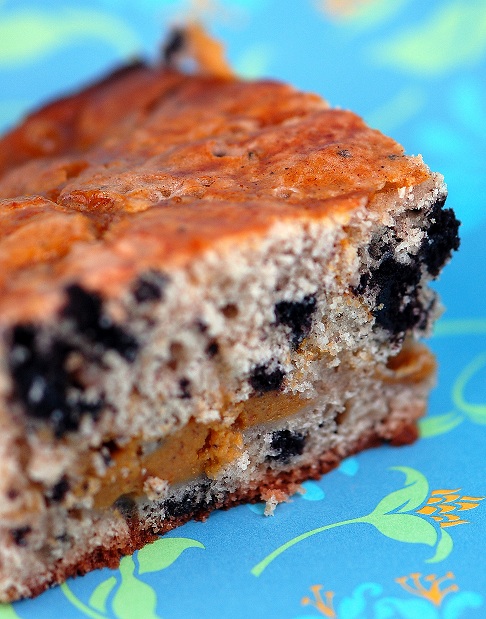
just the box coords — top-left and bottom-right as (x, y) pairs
(0, 55), (459, 601)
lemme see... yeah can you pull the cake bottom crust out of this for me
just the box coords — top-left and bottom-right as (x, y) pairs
(5, 414), (418, 603)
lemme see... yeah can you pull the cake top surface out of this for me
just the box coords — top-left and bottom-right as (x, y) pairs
(0, 61), (429, 322)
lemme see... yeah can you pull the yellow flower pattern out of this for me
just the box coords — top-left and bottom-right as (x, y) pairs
(395, 571), (458, 606)
(301, 571), (482, 618)
(416, 490), (485, 528)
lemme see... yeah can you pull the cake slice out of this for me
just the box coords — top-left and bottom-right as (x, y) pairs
(0, 38), (459, 601)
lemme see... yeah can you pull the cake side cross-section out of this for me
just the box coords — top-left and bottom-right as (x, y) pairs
(0, 62), (459, 601)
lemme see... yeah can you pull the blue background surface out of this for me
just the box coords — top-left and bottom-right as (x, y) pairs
(0, 1), (485, 617)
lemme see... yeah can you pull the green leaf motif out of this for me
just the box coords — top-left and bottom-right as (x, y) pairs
(427, 528), (454, 564)
(137, 537), (204, 576)
(0, 8), (140, 67)
(419, 411), (464, 438)
(370, 3), (486, 76)
(369, 467), (429, 517)
(112, 556), (159, 619)
(234, 44), (273, 79)
(89, 576), (117, 614)
(251, 466), (443, 576)
(60, 537), (205, 619)
(61, 583), (106, 619)
(367, 513), (438, 546)
(465, 411), (486, 426)
(0, 604), (21, 619)
(452, 352), (486, 423)
(433, 318), (486, 338)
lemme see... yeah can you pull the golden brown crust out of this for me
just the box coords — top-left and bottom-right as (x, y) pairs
(0, 66), (429, 324)
(0, 64), (189, 175)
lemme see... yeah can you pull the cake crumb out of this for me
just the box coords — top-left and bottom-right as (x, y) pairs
(264, 496), (278, 516)
(261, 488), (291, 516)
(143, 476), (169, 501)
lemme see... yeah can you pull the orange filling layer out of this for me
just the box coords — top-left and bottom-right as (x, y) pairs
(92, 392), (311, 509)
(382, 339), (436, 383)
(89, 341), (435, 509)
